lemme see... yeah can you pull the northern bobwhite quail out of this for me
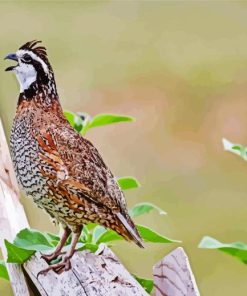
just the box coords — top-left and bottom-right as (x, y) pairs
(5, 40), (143, 274)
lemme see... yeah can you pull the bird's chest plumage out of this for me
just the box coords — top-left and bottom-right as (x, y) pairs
(10, 104), (84, 226)
(9, 99), (120, 231)
(10, 112), (49, 202)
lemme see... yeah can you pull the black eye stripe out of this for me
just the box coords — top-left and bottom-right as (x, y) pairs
(22, 54), (32, 63)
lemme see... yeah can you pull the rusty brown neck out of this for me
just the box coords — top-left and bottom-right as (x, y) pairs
(17, 87), (63, 116)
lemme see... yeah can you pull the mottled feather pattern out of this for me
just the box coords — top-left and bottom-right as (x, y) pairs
(9, 40), (143, 251)
(11, 96), (141, 240)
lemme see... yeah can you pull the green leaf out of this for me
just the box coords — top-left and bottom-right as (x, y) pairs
(62, 242), (85, 253)
(77, 243), (99, 253)
(97, 229), (123, 244)
(199, 236), (247, 264)
(14, 228), (54, 251)
(45, 232), (60, 242)
(5, 240), (34, 264)
(64, 110), (84, 132)
(97, 224), (179, 245)
(222, 138), (247, 161)
(88, 113), (134, 129)
(92, 225), (107, 244)
(0, 261), (9, 281)
(50, 256), (62, 265)
(86, 223), (97, 230)
(232, 146), (241, 151)
(132, 274), (153, 293)
(64, 111), (134, 134)
(80, 225), (91, 243)
(129, 202), (166, 218)
(45, 232), (60, 246)
(117, 176), (141, 190)
(137, 225), (180, 244)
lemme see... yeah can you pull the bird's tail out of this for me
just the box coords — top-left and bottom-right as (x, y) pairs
(116, 212), (144, 248)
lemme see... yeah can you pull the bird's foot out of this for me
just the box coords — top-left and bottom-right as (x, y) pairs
(38, 256), (72, 276)
(40, 251), (63, 264)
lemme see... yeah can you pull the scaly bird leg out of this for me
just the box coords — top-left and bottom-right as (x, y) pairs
(38, 227), (82, 276)
(41, 226), (71, 263)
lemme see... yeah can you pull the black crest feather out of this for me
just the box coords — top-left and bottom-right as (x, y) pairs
(19, 40), (48, 63)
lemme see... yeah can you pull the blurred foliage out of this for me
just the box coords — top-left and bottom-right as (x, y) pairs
(2, 1), (247, 295)
(129, 202), (166, 218)
(199, 236), (247, 265)
(199, 138), (247, 267)
(0, 261), (9, 281)
(133, 274), (154, 294)
(117, 176), (141, 191)
(222, 138), (247, 161)
(64, 110), (134, 136)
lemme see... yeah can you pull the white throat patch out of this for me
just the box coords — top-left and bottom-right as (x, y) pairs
(14, 63), (37, 93)
(14, 49), (49, 93)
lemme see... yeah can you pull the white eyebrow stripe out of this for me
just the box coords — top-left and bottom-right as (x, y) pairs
(16, 49), (49, 74)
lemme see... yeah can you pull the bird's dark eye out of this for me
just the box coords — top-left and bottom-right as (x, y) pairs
(22, 54), (32, 62)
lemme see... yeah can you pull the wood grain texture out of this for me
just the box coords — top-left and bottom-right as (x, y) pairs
(153, 247), (200, 296)
(24, 244), (149, 296)
(0, 119), (30, 296)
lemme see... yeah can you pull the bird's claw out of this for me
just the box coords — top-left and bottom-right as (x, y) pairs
(40, 252), (63, 264)
(37, 257), (71, 277)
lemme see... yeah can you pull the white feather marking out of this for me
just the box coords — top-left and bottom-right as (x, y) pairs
(14, 63), (37, 93)
(13, 49), (49, 92)
(17, 49), (49, 74)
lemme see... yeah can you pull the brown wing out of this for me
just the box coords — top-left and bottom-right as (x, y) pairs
(36, 126), (125, 211)
(35, 123), (143, 247)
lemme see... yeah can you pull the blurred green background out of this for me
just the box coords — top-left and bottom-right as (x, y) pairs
(1, 1), (247, 295)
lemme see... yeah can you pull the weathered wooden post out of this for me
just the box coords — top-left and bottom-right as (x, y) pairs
(153, 247), (200, 296)
(0, 118), (200, 296)
(24, 244), (149, 296)
(0, 119), (30, 296)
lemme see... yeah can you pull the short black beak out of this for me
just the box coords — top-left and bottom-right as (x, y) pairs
(4, 53), (18, 61)
(4, 53), (18, 71)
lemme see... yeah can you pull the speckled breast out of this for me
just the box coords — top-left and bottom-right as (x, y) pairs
(10, 115), (49, 204)
(10, 113), (80, 226)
